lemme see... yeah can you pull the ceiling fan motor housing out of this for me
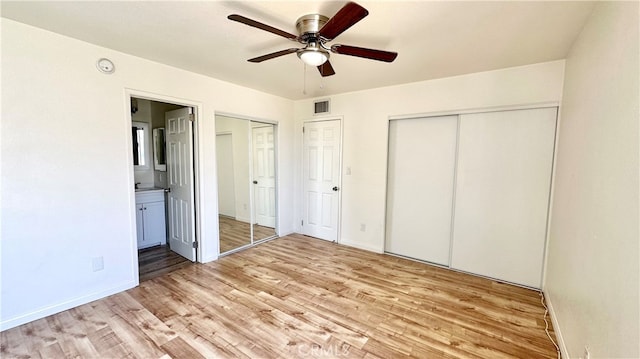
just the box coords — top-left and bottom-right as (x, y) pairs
(296, 14), (329, 42)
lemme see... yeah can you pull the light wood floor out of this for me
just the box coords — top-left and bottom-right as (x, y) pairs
(219, 215), (276, 253)
(1, 234), (558, 358)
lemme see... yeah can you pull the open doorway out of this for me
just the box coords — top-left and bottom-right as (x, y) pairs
(129, 96), (197, 281)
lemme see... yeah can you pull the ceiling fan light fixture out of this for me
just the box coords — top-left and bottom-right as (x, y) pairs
(298, 45), (329, 66)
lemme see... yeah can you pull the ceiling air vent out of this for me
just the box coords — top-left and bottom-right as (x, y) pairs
(314, 99), (330, 115)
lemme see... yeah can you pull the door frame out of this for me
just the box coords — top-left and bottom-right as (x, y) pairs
(125, 89), (203, 284)
(300, 116), (344, 243)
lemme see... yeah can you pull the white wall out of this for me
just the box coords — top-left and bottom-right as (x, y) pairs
(545, 2), (639, 358)
(293, 60), (565, 253)
(0, 18), (294, 330)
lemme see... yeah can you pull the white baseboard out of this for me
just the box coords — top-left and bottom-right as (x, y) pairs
(0, 280), (137, 331)
(339, 238), (384, 254)
(278, 229), (295, 237)
(201, 254), (218, 263)
(545, 291), (569, 358)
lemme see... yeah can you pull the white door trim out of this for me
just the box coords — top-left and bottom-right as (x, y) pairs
(125, 89), (204, 285)
(301, 116), (343, 243)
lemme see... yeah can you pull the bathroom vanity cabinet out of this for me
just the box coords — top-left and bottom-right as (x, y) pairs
(135, 189), (166, 249)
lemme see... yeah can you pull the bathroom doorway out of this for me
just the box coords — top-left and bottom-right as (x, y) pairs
(129, 95), (199, 281)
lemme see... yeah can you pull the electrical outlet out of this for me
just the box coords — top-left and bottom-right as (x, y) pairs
(583, 346), (590, 359)
(92, 256), (104, 272)
(360, 223), (366, 232)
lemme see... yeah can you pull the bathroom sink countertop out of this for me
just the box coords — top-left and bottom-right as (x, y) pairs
(135, 187), (165, 193)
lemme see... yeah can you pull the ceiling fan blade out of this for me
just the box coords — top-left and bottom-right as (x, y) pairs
(248, 48), (299, 63)
(317, 61), (336, 77)
(318, 2), (369, 41)
(331, 44), (398, 62)
(228, 14), (297, 40)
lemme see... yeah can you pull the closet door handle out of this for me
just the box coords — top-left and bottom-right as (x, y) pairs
(253, 180), (258, 184)
(332, 186), (339, 191)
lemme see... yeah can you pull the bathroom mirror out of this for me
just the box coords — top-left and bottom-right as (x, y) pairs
(153, 128), (166, 171)
(216, 115), (277, 254)
(132, 121), (150, 168)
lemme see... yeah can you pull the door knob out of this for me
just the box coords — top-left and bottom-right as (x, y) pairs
(332, 186), (339, 191)
(253, 180), (258, 184)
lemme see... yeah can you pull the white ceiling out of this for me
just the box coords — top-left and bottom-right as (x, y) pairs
(1, 1), (596, 100)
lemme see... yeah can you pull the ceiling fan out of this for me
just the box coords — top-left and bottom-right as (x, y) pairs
(228, 2), (398, 77)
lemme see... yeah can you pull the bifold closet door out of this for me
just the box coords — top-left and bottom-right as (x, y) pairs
(451, 107), (557, 288)
(385, 116), (457, 265)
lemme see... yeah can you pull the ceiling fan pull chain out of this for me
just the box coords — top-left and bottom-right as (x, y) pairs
(302, 63), (307, 95)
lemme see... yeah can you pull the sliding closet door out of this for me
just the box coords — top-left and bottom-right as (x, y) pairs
(451, 108), (557, 288)
(385, 116), (458, 265)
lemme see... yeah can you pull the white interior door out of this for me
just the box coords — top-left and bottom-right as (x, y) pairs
(302, 120), (341, 241)
(216, 133), (236, 218)
(166, 107), (196, 261)
(385, 116), (458, 266)
(252, 125), (276, 228)
(451, 107), (557, 288)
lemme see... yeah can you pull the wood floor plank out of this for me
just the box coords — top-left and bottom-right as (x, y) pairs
(99, 298), (167, 359)
(44, 311), (101, 358)
(18, 318), (57, 354)
(165, 318), (248, 359)
(86, 326), (135, 358)
(152, 276), (288, 358)
(161, 336), (205, 359)
(37, 342), (64, 358)
(1, 326), (33, 358)
(1, 234), (559, 358)
(102, 292), (178, 347)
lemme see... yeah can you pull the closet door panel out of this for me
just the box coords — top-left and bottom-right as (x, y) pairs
(451, 108), (557, 288)
(385, 116), (457, 265)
